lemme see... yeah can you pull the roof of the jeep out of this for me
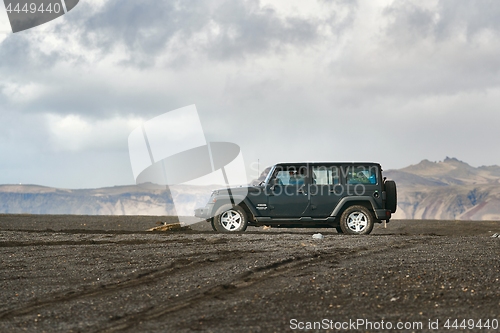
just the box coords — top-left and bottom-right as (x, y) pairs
(273, 162), (381, 166)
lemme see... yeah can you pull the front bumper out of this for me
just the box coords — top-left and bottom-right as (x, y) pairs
(194, 208), (207, 218)
(194, 203), (214, 219)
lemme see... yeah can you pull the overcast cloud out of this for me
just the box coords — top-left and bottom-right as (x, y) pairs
(1, 0), (500, 188)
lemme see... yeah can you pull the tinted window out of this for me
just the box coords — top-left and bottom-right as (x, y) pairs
(312, 166), (340, 185)
(273, 166), (308, 186)
(345, 165), (378, 184)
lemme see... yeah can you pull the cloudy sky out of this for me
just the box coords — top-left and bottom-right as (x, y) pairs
(1, 0), (500, 188)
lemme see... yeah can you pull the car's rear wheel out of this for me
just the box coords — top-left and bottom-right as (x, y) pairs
(212, 204), (248, 232)
(340, 205), (374, 235)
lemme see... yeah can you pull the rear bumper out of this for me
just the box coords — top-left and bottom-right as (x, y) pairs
(374, 209), (392, 220)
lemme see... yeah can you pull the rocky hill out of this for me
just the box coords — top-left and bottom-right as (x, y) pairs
(386, 157), (500, 220)
(0, 183), (216, 216)
(1, 157), (499, 220)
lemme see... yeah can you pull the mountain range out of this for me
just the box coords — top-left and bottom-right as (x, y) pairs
(1, 157), (499, 220)
(0, 183), (217, 217)
(386, 157), (500, 220)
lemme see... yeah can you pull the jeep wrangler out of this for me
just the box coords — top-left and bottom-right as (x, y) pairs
(194, 162), (397, 235)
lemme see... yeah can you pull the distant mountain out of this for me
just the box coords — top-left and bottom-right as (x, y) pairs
(386, 157), (500, 220)
(1, 157), (500, 220)
(0, 183), (216, 216)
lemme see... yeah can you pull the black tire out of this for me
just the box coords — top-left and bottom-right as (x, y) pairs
(210, 218), (217, 232)
(385, 180), (397, 213)
(212, 204), (248, 233)
(335, 226), (344, 234)
(339, 205), (374, 235)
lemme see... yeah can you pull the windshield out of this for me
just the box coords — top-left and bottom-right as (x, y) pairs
(251, 166), (272, 185)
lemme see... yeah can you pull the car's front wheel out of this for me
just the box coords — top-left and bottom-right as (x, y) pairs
(212, 204), (248, 232)
(339, 205), (374, 235)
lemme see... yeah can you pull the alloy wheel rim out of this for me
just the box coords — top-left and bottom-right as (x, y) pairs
(347, 212), (368, 232)
(220, 210), (242, 231)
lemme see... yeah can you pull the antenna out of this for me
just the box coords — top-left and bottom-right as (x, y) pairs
(258, 159), (260, 176)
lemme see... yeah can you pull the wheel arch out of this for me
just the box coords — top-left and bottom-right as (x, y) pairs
(330, 197), (377, 219)
(212, 197), (257, 222)
(339, 204), (375, 235)
(212, 203), (248, 232)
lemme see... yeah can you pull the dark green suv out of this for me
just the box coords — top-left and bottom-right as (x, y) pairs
(195, 162), (397, 235)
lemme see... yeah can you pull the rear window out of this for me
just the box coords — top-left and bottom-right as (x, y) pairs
(345, 165), (378, 184)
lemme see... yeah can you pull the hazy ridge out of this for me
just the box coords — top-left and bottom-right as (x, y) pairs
(1, 157), (500, 220)
(0, 183), (175, 215)
(0, 182), (223, 217)
(386, 157), (500, 220)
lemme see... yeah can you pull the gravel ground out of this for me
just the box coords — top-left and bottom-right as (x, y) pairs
(1, 215), (500, 332)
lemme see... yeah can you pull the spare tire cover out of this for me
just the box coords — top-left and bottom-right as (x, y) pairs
(384, 180), (397, 213)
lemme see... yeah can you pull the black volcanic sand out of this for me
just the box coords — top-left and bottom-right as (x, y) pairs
(2, 214), (500, 236)
(1, 215), (500, 332)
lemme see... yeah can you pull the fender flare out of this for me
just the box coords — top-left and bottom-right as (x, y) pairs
(212, 195), (259, 217)
(330, 196), (377, 217)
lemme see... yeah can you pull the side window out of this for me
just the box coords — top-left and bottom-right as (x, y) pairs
(345, 166), (378, 184)
(273, 166), (308, 185)
(274, 170), (289, 185)
(312, 166), (340, 185)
